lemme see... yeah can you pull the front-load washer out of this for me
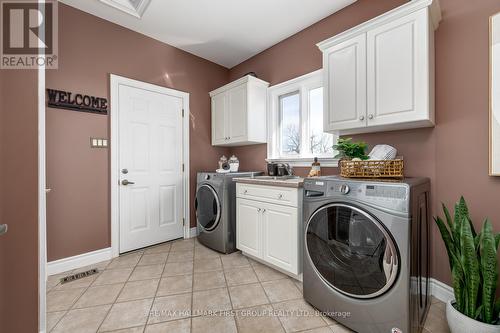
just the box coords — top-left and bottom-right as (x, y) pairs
(303, 176), (430, 333)
(195, 172), (262, 254)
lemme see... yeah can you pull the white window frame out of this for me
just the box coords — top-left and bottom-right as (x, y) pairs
(267, 69), (339, 167)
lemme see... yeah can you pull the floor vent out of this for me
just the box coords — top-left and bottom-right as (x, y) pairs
(60, 269), (99, 284)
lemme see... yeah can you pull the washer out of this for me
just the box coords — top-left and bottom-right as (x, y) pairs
(303, 176), (430, 333)
(195, 172), (262, 254)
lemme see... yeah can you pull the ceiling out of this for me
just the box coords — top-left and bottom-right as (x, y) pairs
(59, 0), (357, 68)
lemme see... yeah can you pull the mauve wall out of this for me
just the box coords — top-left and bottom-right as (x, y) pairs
(46, 4), (230, 261)
(0, 69), (39, 332)
(229, 0), (500, 286)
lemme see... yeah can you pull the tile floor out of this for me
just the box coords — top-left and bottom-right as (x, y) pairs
(46, 238), (449, 333)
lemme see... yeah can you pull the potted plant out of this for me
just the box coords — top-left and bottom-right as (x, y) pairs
(434, 197), (500, 333)
(333, 138), (369, 161)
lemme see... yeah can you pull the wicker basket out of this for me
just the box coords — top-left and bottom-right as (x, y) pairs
(340, 158), (404, 179)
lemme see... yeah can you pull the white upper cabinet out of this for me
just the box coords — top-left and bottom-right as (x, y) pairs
(318, 0), (441, 135)
(210, 75), (269, 146)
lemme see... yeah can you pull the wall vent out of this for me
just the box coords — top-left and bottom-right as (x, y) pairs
(99, 0), (151, 18)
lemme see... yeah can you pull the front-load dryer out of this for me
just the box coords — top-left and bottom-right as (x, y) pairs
(195, 172), (262, 254)
(302, 176), (430, 333)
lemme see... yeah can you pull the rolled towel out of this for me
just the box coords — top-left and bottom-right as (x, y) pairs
(368, 145), (397, 160)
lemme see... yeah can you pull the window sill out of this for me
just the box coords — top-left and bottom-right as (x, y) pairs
(266, 157), (339, 168)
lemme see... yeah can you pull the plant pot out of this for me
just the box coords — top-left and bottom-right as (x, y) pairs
(446, 300), (500, 333)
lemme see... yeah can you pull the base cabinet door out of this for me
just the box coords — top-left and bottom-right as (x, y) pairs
(261, 202), (298, 274)
(236, 198), (261, 258)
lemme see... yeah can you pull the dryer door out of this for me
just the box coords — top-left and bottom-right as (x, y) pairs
(195, 184), (221, 232)
(305, 203), (399, 299)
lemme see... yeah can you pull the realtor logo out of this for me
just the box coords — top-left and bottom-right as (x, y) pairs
(1, 0), (58, 69)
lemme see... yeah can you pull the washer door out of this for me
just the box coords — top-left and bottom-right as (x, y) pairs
(305, 203), (399, 299)
(195, 184), (221, 232)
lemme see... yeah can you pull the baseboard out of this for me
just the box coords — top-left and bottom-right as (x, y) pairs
(189, 227), (198, 238)
(430, 278), (454, 303)
(47, 247), (112, 276)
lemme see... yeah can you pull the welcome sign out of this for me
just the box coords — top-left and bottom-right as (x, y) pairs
(47, 89), (108, 115)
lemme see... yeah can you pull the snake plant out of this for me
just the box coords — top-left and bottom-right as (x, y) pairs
(434, 197), (500, 324)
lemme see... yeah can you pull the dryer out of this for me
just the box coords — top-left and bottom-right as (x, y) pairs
(195, 172), (262, 254)
(303, 176), (430, 333)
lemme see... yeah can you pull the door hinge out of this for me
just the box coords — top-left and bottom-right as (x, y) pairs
(182, 109), (185, 117)
(182, 164), (185, 172)
(182, 218), (185, 226)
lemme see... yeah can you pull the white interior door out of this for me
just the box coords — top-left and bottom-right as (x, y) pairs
(118, 84), (184, 253)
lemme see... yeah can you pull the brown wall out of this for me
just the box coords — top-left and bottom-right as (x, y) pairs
(229, 0), (500, 286)
(46, 4), (230, 261)
(0, 69), (39, 332)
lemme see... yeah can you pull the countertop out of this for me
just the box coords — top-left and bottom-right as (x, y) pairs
(233, 176), (304, 188)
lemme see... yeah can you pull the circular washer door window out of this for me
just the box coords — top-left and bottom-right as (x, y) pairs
(305, 203), (399, 299)
(195, 184), (221, 232)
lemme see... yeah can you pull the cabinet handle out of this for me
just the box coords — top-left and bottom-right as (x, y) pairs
(257, 208), (261, 212)
(368, 114), (374, 120)
(244, 190), (248, 194)
(262, 209), (266, 213)
(359, 115), (365, 121)
(278, 194), (283, 199)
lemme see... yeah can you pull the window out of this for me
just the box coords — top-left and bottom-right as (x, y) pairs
(267, 70), (337, 166)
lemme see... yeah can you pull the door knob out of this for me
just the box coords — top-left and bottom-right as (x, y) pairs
(121, 179), (135, 186)
(0, 224), (7, 236)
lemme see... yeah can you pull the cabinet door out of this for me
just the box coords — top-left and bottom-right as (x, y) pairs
(261, 202), (298, 274)
(227, 83), (248, 143)
(211, 92), (227, 145)
(367, 9), (429, 127)
(236, 198), (261, 258)
(323, 34), (367, 132)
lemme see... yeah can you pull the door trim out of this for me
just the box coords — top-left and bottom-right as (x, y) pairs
(110, 74), (190, 258)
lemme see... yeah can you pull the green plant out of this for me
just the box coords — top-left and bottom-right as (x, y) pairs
(333, 138), (369, 160)
(434, 197), (500, 324)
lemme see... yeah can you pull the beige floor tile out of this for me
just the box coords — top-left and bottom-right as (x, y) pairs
(193, 270), (226, 291)
(167, 250), (194, 263)
(192, 287), (232, 315)
(73, 284), (123, 309)
(53, 273), (100, 291)
(424, 310), (450, 333)
(144, 243), (171, 255)
(117, 279), (160, 302)
(138, 253), (169, 266)
(191, 314), (237, 333)
(221, 252), (250, 269)
(170, 239), (195, 252)
(157, 275), (193, 296)
(156, 275), (193, 296)
(261, 279), (302, 303)
(294, 279), (303, 293)
(99, 298), (153, 332)
(47, 288), (86, 312)
(144, 318), (190, 333)
(148, 293), (192, 324)
(47, 273), (66, 290)
(228, 283), (269, 309)
(93, 268), (133, 286)
(253, 264), (288, 282)
(235, 304), (285, 333)
(107, 253), (142, 269)
(272, 299), (327, 332)
(129, 265), (164, 281)
(163, 261), (193, 277)
(224, 267), (258, 286)
(101, 326), (144, 333)
(303, 327), (335, 333)
(52, 304), (111, 333)
(194, 258), (222, 273)
(330, 323), (354, 332)
(46, 311), (66, 332)
(194, 245), (221, 260)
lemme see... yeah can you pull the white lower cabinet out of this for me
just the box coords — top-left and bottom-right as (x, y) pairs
(236, 183), (302, 276)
